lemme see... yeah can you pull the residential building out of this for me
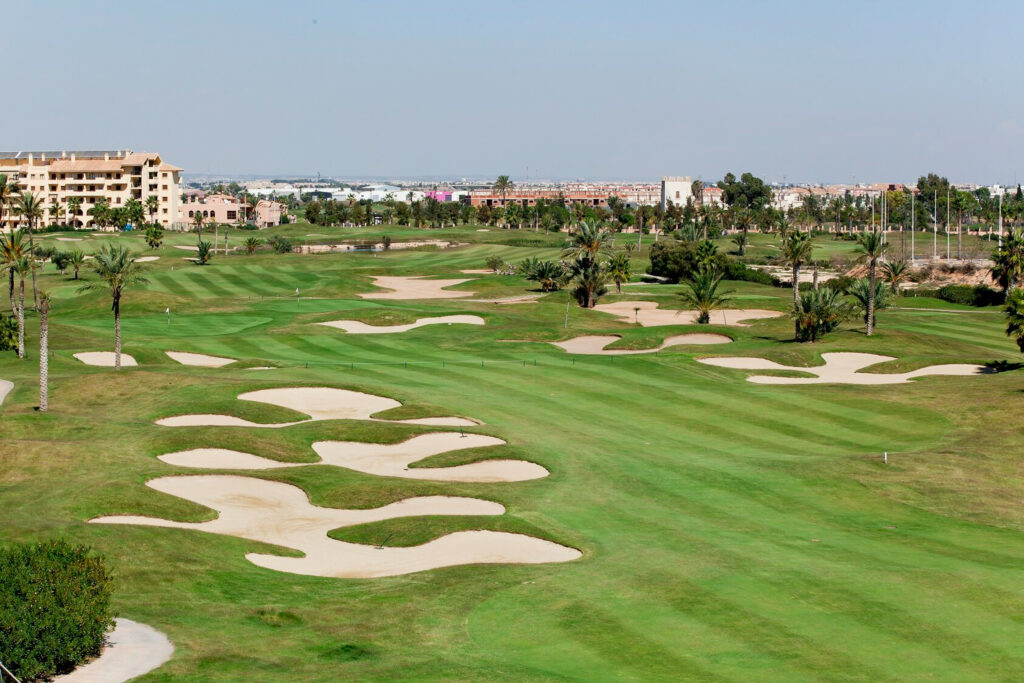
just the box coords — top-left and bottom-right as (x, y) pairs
(179, 193), (247, 225)
(254, 199), (285, 227)
(0, 149), (182, 230)
(660, 176), (693, 210)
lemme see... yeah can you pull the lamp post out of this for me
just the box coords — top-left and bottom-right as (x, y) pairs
(946, 185), (951, 260)
(933, 189), (937, 260)
(910, 191), (915, 264)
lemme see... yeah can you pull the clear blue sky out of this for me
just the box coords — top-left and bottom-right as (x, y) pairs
(5, 1), (1021, 184)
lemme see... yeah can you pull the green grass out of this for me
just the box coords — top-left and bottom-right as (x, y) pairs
(2, 225), (1024, 680)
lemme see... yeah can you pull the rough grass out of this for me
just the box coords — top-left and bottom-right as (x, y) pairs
(2, 226), (1024, 680)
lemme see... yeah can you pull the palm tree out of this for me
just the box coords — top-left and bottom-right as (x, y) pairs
(679, 266), (731, 324)
(607, 253), (631, 293)
(855, 230), (887, 335)
(1005, 289), (1024, 353)
(492, 175), (514, 211)
(195, 240), (213, 265)
(67, 249), (85, 280)
(39, 292), (50, 411)
(695, 239), (718, 268)
(0, 174), (18, 233)
(991, 228), (1024, 296)
(793, 288), (847, 342)
(881, 259), (909, 294)
(16, 192), (44, 310)
(562, 219), (612, 262)
(243, 236), (262, 254)
(49, 201), (64, 227)
(77, 245), (149, 370)
(847, 278), (892, 325)
(67, 196), (82, 228)
(144, 195), (159, 226)
(193, 211), (206, 244)
(12, 256), (30, 358)
(780, 230), (814, 338)
(0, 230), (26, 311)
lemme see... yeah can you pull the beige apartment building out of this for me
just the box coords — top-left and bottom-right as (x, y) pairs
(0, 149), (183, 230)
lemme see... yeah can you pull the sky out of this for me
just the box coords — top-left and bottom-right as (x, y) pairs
(3, 1), (1022, 184)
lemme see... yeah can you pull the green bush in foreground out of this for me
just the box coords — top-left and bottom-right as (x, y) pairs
(936, 283), (1002, 307)
(0, 540), (114, 681)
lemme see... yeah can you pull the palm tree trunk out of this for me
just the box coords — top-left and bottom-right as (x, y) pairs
(866, 261), (876, 335)
(39, 299), (48, 411)
(28, 222), (38, 310)
(224, 228), (229, 255)
(8, 269), (14, 312)
(813, 266), (819, 291)
(113, 294), (122, 370)
(17, 277), (25, 358)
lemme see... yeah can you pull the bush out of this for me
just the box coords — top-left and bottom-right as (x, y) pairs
(0, 312), (16, 352)
(722, 261), (778, 286)
(936, 284), (1002, 307)
(824, 275), (855, 292)
(269, 236), (293, 254)
(0, 540), (115, 681)
(649, 241), (727, 283)
(485, 255), (505, 272)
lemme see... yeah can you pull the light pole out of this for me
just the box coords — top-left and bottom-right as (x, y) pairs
(999, 192), (1003, 248)
(946, 185), (951, 260)
(933, 189), (938, 260)
(911, 191), (915, 263)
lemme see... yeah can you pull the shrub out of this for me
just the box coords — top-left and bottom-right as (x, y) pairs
(0, 540), (115, 681)
(794, 288), (849, 342)
(936, 284), (1002, 307)
(649, 240), (727, 283)
(0, 312), (16, 352)
(269, 236), (293, 254)
(722, 261), (778, 286)
(51, 251), (70, 274)
(33, 244), (56, 260)
(824, 274), (855, 292)
(485, 255), (505, 272)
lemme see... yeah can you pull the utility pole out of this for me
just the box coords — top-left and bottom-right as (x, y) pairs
(999, 192), (1003, 248)
(911, 190), (915, 263)
(946, 184), (951, 260)
(933, 189), (938, 260)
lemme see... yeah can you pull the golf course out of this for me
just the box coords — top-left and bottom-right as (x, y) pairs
(3, 223), (1024, 681)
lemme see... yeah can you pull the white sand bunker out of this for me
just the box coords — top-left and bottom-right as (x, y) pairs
(0, 380), (12, 406)
(159, 433), (548, 483)
(460, 269), (492, 274)
(552, 334), (731, 355)
(156, 387), (478, 428)
(360, 276), (474, 300)
(56, 237), (83, 242)
(135, 256), (160, 262)
(594, 301), (783, 327)
(697, 352), (990, 385)
(173, 245), (199, 252)
(55, 619), (173, 683)
(74, 352), (137, 367)
(317, 314), (485, 334)
(90, 475), (579, 578)
(165, 351), (236, 367)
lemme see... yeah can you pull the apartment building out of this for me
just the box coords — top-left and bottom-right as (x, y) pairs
(179, 193), (286, 228)
(0, 149), (182, 230)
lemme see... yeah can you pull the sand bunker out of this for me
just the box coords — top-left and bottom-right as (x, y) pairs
(360, 276), (474, 300)
(135, 256), (160, 262)
(173, 245), (199, 252)
(55, 619), (173, 683)
(90, 475), (579, 578)
(55, 237), (83, 242)
(159, 433), (548, 483)
(74, 352), (138, 367)
(697, 352), (990, 385)
(165, 351), (237, 368)
(460, 269), (492, 274)
(465, 294), (544, 305)
(594, 301), (783, 327)
(552, 334), (732, 355)
(0, 380), (12, 406)
(156, 387), (478, 428)
(317, 314), (485, 334)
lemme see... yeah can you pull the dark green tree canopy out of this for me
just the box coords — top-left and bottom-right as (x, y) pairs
(718, 172), (771, 211)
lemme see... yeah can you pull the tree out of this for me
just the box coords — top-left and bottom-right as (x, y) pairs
(77, 245), (149, 370)
(569, 259), (608, 308)
(0, 174), (18, 232)
(607, 253), (631, 293)
(87, 199), (110, 230)
(780, 230), (814, 337)
(679, 266), (731, 323)
(145, 195), (160, 225)
(991, 228), (1024, 296)
(526, 260), (566, 292)
(16, 192), (44, 310)
(695, 239), (718, 268)
(1005, 289), (1024, 352)
(12, 256), (30, 358)
(195, 240), (213, 265)
(67, 249), (85, 280)
(718, 172), (770, 256)
(793, 288), (847, 342)
(0, 230), (27, 311)
(562, 219), (612, 263)
(124, 197), (144, 229)
(847, 278), (892, 325)
(49, 200), (64, 227)
(67, 196), (82, 228)
(0, 312), (15, 352)
(881, 259), (909, 294)
(244, 236), (262, 254)
(493, 175), (514, 208)
(144, 225), (164, 249)
(39, 292), (50, 411)
(193, 210), (206, 243)
(855, 231), (887, 335)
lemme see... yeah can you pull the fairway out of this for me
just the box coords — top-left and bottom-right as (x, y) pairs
(3, 225), (1024, 680)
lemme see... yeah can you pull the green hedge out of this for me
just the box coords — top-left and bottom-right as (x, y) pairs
(936, 284), (1002, 307)
(0, 540), (114, 681)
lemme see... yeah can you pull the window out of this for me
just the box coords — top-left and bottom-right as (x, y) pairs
(188, 210), (194, 217)
(227, 211), (237, 220)
(675, 191), (680, 198)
